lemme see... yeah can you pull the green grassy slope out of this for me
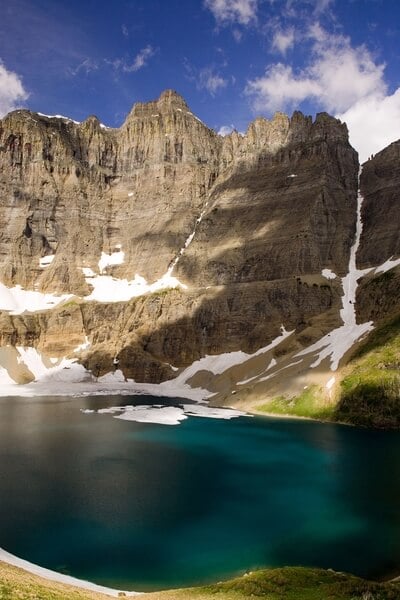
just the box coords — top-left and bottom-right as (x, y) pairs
(2, 563), (399, 600)
(257, 314), (400, 428)
(335, 314), (400, 427)
(0, 562), (114, 600)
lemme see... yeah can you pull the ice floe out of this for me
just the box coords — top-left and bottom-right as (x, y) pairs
(0, 359), (212, 400)
(97, 405), (188, 425)
(89, 402), (247, 426)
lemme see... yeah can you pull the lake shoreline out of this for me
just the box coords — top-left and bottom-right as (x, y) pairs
(0, 548), (139, 597)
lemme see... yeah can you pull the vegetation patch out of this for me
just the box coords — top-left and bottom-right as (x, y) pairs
(146, 567), (400, 600)
(0, 561), (112, 600)
(334, 314), (400, 428)
(2, 563), (399, 600)
(257, 385), (335, 421)
(256, 316), (400, 428)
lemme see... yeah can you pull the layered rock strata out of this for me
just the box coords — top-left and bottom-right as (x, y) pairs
(2, 90), (395, 392)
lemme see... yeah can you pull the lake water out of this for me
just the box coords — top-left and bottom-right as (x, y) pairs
(0, 394), (399, 591)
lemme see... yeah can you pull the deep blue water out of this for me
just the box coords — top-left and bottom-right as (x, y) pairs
(0, 394), (399, 591)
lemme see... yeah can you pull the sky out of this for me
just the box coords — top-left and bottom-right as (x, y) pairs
(1, 0), (400, 162)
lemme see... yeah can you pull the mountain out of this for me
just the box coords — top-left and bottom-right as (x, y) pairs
(0, 90), (398, 423)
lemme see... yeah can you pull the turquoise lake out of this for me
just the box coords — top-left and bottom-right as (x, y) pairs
(0, 394), (399, 591)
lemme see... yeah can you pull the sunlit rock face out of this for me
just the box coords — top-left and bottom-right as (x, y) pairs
(1, 90), (396, 390)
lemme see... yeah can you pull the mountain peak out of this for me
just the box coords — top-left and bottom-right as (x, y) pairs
(157, 89), (189, 108)
(127, 89), (190, 120)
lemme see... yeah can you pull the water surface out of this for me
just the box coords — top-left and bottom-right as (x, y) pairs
(0, 394), (399, 591)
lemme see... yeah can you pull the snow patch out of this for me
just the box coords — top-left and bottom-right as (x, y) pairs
(326, 376), (335, 390)
(98, 249), (125, 273)
(81, 267), (95, 277)
(74, 337), (90, 353)
(238, 357), (278, 385)
(296, 184), (374, 371)
(15, 347), (88, 383)
(374, 256), (400, 274)
(39, 255), (55, 268)
(258, 359), (303, 382)
(0, 282), (73, 314)
(175, 326), (293, 380)
(37, 112), (80, 125)
(0, 366), (16, 385)
(98, 369), (126, 383)
(287, 174), (297, 178)
(166, 199), (211, 276)
(83, 271), (187, 303)
(322, 268), (337, 280)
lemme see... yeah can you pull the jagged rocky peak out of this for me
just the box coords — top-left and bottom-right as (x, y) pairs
(220, 109), (352, 167)
(245, 112), (290, 151)
(127, 89), (191, 120)
(80, 114), (101, 129)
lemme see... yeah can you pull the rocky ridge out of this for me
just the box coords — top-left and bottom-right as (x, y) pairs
(0, 90), (398, 406)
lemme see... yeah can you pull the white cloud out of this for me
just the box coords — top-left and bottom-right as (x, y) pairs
(68, 58), (99, 77)
(271, 27), (295, 55)
(124, 45), (155, 73)
(313, 0), (334, 14)
(246, 62), (320, 112)
(245, 25), (400, 161)
(121, 24), (129, 38)
(284, 0), (334, 17)
(204, 0), (258, 25)
(0, 61), (29, 117)
(246, 28), (385, 113)
(198, 68), (228, 95)
(232, 28), (243, 42)
(338, 89), (400, 163)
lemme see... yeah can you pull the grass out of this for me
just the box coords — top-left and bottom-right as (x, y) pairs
(256, 315), (400, 429)
(257, 385), (335, 421)
(0, 562), (113, 600)
(1, 563), (399, 600)
(183, 567), (400, 600)
(334, 315), (400, 428)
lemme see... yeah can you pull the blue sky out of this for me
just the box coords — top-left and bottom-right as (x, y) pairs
(1, 0), (400, 161)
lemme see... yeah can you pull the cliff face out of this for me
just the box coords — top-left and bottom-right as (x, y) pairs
(359, 141), (400, 267)
(0, 90), (221, 293)
(0, 90), (398, 398)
